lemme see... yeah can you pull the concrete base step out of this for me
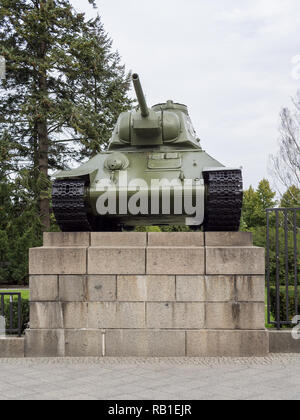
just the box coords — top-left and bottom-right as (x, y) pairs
(0, 337), (24, 358)
(269, 330), (300, 353)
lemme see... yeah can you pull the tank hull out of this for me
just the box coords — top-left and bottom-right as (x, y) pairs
(52, 148), (243, 231)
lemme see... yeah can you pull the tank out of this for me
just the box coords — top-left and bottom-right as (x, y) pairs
(52, 74), (243, 232)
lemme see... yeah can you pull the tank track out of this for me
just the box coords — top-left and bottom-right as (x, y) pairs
(203, 169), (243, 232)
(52, 178), (123, 232)
(52, 178), (95, 232)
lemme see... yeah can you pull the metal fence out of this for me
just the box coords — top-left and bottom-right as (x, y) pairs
(0, 293), (22, 336)
(266, 207), (300, 329)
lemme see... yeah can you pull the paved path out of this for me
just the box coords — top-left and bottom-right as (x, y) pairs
(0, 355), (300, 400)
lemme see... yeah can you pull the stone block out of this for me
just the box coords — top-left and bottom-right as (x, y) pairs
(176, 276), (205, 302)
(147, 247), (205, 275)
(236, 276), (265, 302)
(25, 329), (65, 357)
(29, 247), (87, 275)
(186, 330), (269, 357)
(117, 275), (175, 302)
(88, 302), (145, 329)
(205, 302), (265, 330)
(105, 330), (186, 357)
(206, 247), (265, 275)
(269, 330), (300, 353)
(43, 232), (90, 247)
(59, 276), (87, 302)
(30, 302), (63, 329)
(30, 275), (58, 302)
(88, 247), (146, 275)
(65, 330), (103, 357)
(0, 338), (24, 358)
(205, 232), (253, 247)
(87, 276), (116, 302)
(148, 232), (204, 247)
(62, 303), (88, 329)
(147, 302), (205, 329)
(91, 232), (147, 247)
(205, 276), (235, 302)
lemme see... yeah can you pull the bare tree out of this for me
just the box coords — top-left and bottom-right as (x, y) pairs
(270, 91), (300, 199)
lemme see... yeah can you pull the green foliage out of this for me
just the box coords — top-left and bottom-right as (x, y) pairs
(160, 225), (192, 232)
(3, 290), (30, 300)
(251, 226), (300, 287)
(280, 186), (300, 227)
(0, 1), (132, 283)
(280, 186), (300, 208)
(0, 171), (42, 285)
(241, 179), (277, 229)
(2, 298), (29, 335)
(270, 287), (300, 325)
(0, 0), (132, 230)
(134, 225), (192, 233)
(0, 0), (132, 161)
(241, 180), (299, 291)
(134, 226), (162, 233)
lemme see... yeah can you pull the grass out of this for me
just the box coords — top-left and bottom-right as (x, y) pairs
(0, 289), (30, 301)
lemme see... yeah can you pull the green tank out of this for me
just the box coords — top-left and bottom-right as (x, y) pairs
(52, 74), (243, 232)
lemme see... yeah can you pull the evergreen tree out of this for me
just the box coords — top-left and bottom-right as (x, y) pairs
(241, 179), (277, 229)
(0, 138), (42, 285)
(0, 0), (132, 284)
(0, 0), (132, 230)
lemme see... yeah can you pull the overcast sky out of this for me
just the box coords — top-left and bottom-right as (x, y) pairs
(71, 0), (300, 190)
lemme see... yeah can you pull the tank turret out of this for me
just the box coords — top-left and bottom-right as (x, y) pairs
(52, 73), (243, 232)
(109, 74), (200, 150)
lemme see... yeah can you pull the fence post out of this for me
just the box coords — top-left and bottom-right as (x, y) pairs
(266, 207), (299, 329)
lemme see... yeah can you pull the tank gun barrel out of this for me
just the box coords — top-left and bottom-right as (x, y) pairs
(132, 73), (149, 118)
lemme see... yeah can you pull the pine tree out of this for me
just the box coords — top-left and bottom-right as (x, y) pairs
(0, 138), (42, 284)
(241, 179), (277, 229)
(0, 0), (132, 230)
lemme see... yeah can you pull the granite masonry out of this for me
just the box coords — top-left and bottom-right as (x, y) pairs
(25, 232), (269, 357)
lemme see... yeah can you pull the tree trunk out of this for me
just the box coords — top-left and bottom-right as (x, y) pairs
(37, 34), (50, 231)
(37, 109), (50, 231)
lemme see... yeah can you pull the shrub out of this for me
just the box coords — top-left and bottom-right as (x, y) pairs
(252, 226), (300, 287)
(2, 298), (29, 335)
(270, 287), (300, 325)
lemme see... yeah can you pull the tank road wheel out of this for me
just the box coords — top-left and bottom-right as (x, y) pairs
(203, 169), (243, 232)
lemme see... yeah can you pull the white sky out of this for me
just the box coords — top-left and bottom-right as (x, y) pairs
(71, 0), (300, 189)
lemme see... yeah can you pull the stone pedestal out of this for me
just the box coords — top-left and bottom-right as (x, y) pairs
(25, 232), (268, 357)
